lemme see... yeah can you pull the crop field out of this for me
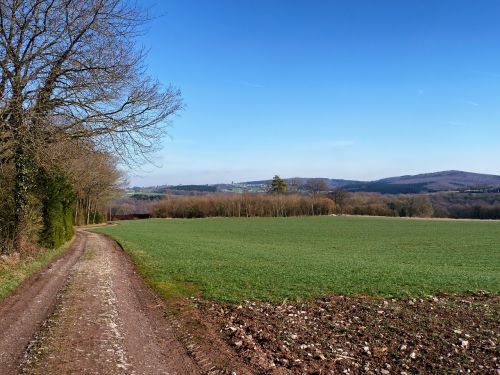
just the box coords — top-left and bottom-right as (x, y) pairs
(92, 216), (500, 302)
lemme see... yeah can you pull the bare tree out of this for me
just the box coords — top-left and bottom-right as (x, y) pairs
(43, 140), (124, 224)
(304, 178), (330, 194)
(0, 0), (182, 249)
(288, 177), (303, 192)
(305, 178), (330, 215)
(330, 187), (349, 215)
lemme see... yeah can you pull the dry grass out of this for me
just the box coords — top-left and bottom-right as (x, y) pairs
(0, 238), (74, 301)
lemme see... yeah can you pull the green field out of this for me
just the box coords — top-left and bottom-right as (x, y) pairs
(92, 217), (500, 302)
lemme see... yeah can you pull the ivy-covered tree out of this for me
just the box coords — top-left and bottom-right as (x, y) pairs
(38, 169), (75, 249)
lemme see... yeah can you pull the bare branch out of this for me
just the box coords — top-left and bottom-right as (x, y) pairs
(0, 0), (181, 165)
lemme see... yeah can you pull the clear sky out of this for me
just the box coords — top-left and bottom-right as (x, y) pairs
(130, 0), (500, 186)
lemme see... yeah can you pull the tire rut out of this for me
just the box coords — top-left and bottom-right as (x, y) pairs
(19, 231), (201, 375)
(0, 232), (87, 375)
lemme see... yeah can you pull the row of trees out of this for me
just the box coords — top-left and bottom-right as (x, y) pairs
(127, 175), (432, 220)
(148, 191), (435, 219)
(113, 175), (500, 221)
(119, 190), (500, 220)
(0, 139), (124, 252)
(151, 194), (337, 218)
(267, 176), (499, 219)
(0, 0), (181, 254)
(431, 192), (500, 219)
(344, 193), (434, 217)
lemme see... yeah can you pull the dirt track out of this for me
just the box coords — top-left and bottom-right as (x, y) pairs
(0, 232), (87, 374)
(0, 231), (237, 375)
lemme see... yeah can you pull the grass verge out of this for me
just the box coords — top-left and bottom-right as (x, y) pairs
(0, 238), (75, 302)
(92, 217), (500, 302)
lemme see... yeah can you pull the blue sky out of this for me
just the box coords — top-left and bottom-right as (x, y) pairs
(130, 0), (500, 186)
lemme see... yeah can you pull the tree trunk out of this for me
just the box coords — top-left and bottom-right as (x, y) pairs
(74, 200), (79, 225)
(86, 199), (91, 225)
(92, 201), (97, 224)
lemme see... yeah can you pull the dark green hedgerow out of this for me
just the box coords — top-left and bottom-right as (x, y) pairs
(38, 170), (75, 249)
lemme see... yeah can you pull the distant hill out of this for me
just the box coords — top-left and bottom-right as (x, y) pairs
(130, 171), (500, 195)
(340, 170), (500, 194)
(244, 171), (500, 194)
(377, 170), (500, 191)
(244, 178), (362, 188)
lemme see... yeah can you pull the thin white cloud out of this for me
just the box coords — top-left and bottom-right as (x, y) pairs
(461, 100), (479, 107)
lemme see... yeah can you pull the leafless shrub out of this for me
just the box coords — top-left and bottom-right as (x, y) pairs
(151, 194), (336, 218)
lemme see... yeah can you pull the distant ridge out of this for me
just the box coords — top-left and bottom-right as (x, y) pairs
(376, 170), (500, 191)
(131, 170), (500, 195)
(244, 177), (361, 188)
(243, 170), (500, 194)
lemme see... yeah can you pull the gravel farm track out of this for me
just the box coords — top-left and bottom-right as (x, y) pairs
(0, 230), (252, 375)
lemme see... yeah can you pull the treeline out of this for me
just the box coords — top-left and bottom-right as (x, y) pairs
(149, 193), (434, 219)
(145, 191), (500, 220)
(0, 141), (123, 253)
(343, 193), (434, 217)
(0, 1), (181, 255)
(431, 192), (500, 219)
(110, 196), (156, 217)
(447, 205), (500, 220)
(151, 194), (335, 218)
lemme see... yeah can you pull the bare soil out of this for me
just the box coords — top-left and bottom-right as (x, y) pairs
(199, 295), (499, 374)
